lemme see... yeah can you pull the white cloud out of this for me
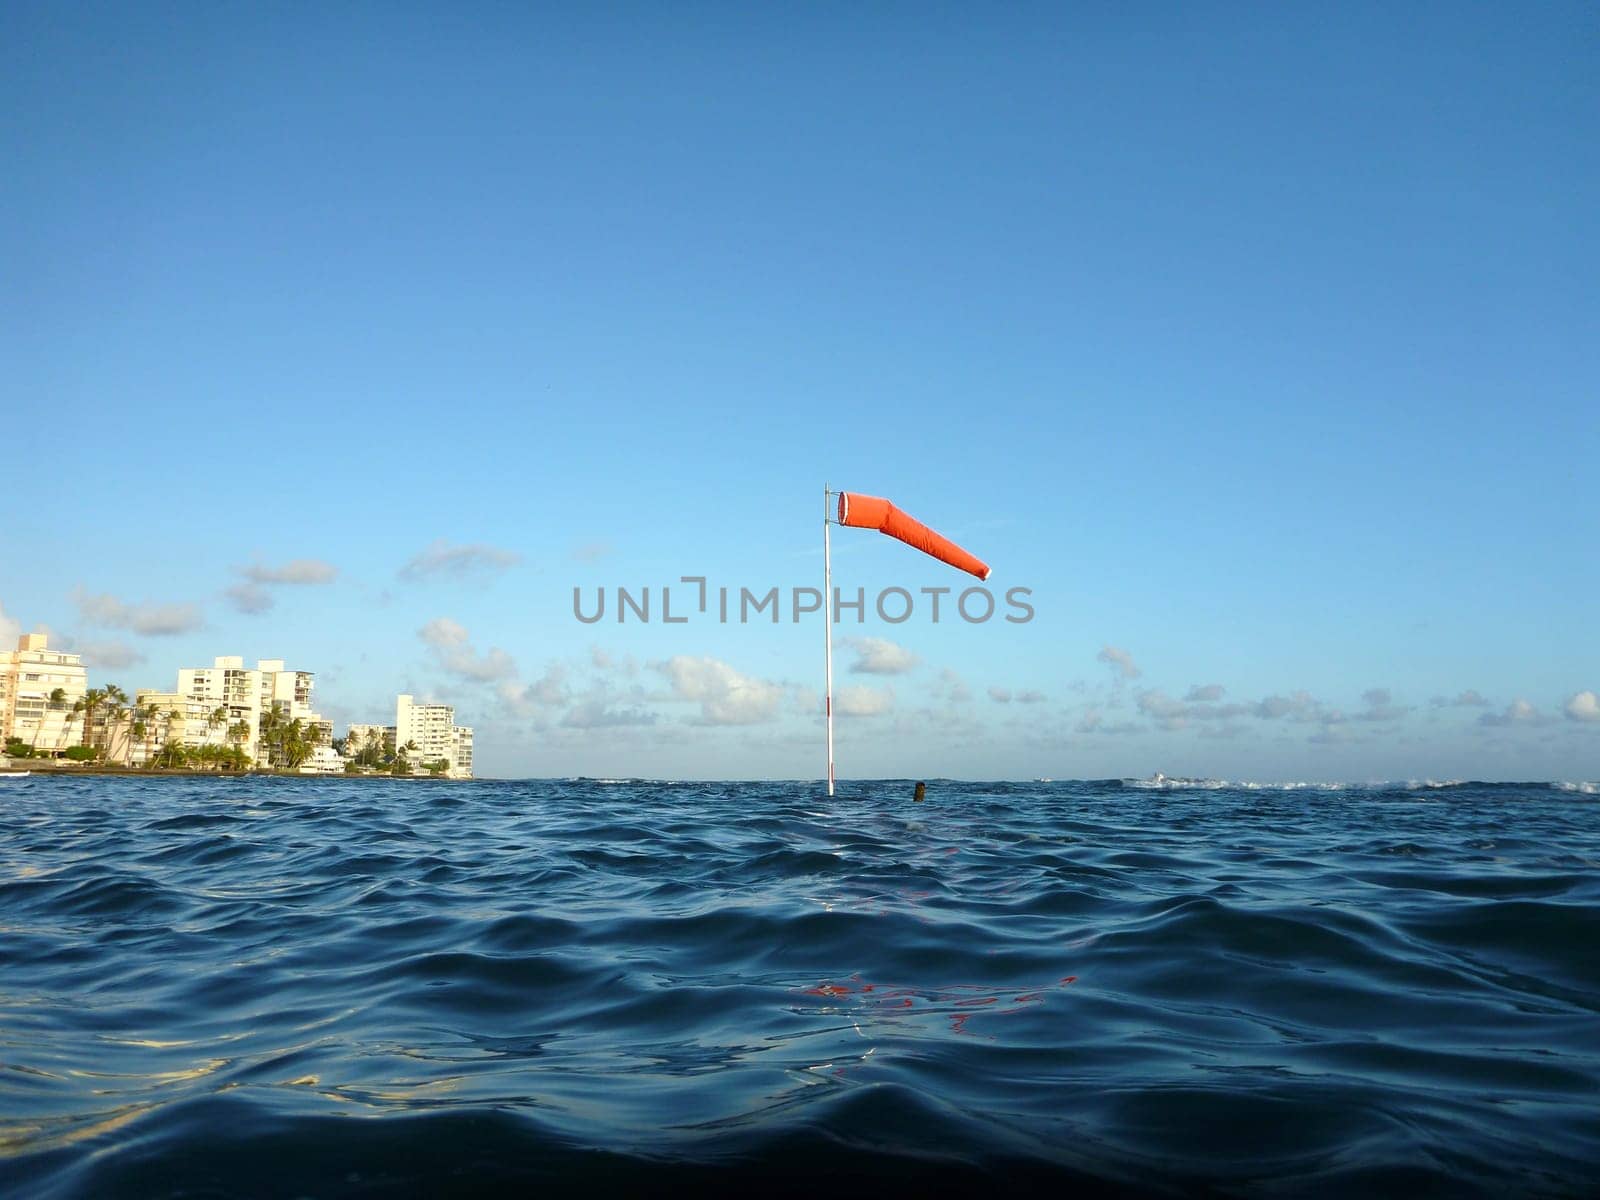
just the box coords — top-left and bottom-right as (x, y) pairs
(418, 618), (517, 681)
(1254, 691), (1341, 724)
(73, 588), (203, 636)
(1309, 727), (1357, 745)
(223, 559), (338, 614)
(1184, 684), (1225, 702)
(495, 665), (572, 715)
(1353, 688), (1410, 723)
(239, 559), (338, 585)
(524, 665), (571, 705)
(561, 697), (656, 729)
(400, 539), (521, 580)
(0, 601), (19, 647)
(419, 617), (469, 647)
(1137, 689), (1188, 730)
(1137, 688), (1252, 729)
(589, 647), (640, 677)
(988, 686), (1012, 703)
(653, 656), (785, 725)
(77, 641), (146, 670)
(1480, 698), (1542, 727)
(1016, 689), (1047, 704)
(225, 583), (275, 614)
(932, 669), (971, 703)
(419, 620), (467, 649)
(1077, 707), (1139, 735)
(1431, 689), (1489, 708)
(1564, 691), (1600, 724)
(1097, 645), (1141, 680)
(835, 684), (894, 717)
(845, 637), (920, 675)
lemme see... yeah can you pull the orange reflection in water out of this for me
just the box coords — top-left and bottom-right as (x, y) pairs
(797, 972), (1077, 1037)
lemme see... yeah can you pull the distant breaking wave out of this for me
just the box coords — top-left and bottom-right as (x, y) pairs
(1119, 775), (1598, 795)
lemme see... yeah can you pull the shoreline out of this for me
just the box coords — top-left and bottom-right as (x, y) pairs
(0, 763), (473, 780)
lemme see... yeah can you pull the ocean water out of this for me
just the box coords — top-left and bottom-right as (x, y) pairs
(2, 776), (1598, 1198)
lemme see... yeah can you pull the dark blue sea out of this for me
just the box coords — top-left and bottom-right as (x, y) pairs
(2, 776), (1598, 1198)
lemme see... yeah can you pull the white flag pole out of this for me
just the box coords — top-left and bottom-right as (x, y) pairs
(824, 483), (835, 796)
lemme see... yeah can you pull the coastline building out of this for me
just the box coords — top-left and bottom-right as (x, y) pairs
(127, 690), (235, 765)
(0, 634), (87, 755)
(343, 723), (395, 760)
(256, 658), (334, 766)
(302, 744), (346, 774)
(395, 694), (474, 778)
(175, 657), (265, 760)
(4, 638), (484, 777)
(174, 656), (332, 766)
(451, 724), (474, 778)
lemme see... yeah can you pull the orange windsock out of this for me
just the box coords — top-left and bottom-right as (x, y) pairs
(837, 492), (991, 581)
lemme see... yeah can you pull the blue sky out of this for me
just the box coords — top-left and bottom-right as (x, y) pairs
(3, 2), (1595, 780)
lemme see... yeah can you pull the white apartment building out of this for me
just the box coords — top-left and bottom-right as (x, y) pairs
(175, 656), (330, 766)
(126, 689), (235, 764)
(343, 723), (396, 758)
(302, 744), (346, 775)
(177, 657), (265, 761)
(1, 634), (87, 755)
(451, 725), (474, 778)
(395, 694), (474, 778)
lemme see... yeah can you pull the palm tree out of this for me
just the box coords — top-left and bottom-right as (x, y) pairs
(259, 706), (284, 768)
(206, 705), (226, 747)
(128, 701), (159, 767)
(355, 727), (387, 769)
(154, 739), (188, 769)
(227, 720), (251, 769)
(72, 687), (109, 752)
(31, 687), (67, 755)
(161, 708), (183, 768)
(99, 685), (129, 762)
(279, 718), (325, 770)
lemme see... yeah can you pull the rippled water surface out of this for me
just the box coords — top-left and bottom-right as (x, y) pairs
(2, 776), (1598, 1197)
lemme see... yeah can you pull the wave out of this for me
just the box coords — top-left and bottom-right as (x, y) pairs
(3, 775), (1598, 1197)
(1116, 776), (1597, 796)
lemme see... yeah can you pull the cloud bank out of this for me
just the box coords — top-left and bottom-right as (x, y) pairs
(77, 641), (147, 670)
(846, 637), (919, 675)
(653, 656), (785, 725)
(418, 618), (517, 681)
(1098, 645), (1141, 680)
(73, 588), (203, 636)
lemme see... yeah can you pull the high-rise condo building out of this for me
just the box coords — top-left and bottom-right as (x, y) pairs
(395, 694), (474, 779)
